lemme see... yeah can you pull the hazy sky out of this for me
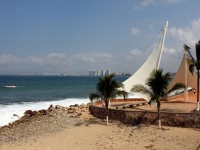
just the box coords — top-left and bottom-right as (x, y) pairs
(0, 0), (200, 75)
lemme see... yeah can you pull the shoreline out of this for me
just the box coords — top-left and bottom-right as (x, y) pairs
(0, 102), (200, 150)
(0, 98), (90, 127)
(1, 92), (200, 149)
(0, 104), (90, 144)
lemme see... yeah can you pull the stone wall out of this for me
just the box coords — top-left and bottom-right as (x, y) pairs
(90, 105), (200, 128)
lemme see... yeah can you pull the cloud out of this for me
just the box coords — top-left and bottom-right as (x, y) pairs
(163, 46), (176, 54)
(140, 0), (155, 7)
(25, 53), (68, 66)
(129, 49), (142, 56)
(170, 18), (200, 48)
(0, 52), (113, 74)
(71, 52), (113, 63)
(0, 55), (22, 65)
(165, 0), (185, 4)
(131, 28), (141, 36)
(134, 0), (185, 9)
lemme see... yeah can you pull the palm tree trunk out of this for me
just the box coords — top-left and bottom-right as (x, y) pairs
(105, 99), (109, 126)
(197, 68), (200, 111)
(157, 101), (161, 128)
(108, 99), (110, 107)
(101, 100), (104, 107)
(106, 114), (108, 126)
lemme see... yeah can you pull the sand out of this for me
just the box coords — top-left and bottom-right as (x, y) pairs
(0, 92), (200, 150)
(1, 111), (200, 150)
(1, 117), (200, 150)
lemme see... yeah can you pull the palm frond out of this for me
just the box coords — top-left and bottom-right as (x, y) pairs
(115, 90), (128, 100)
(184, 44), (195, 61)
(131, 84), (153, 98)
(196, 40), (200, 60)
(89, 93), (100, 102)
(93, 73), (126, 105)
(189, 64), (195, 74)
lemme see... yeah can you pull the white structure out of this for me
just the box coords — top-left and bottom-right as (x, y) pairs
(122, 21), (168, 101)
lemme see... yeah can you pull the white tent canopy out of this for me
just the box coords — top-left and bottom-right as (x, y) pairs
(122, 21), (168, 101)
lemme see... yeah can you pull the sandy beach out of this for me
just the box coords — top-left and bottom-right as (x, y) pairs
(1, 120), (200, 150)
(0, 95), (200, 150)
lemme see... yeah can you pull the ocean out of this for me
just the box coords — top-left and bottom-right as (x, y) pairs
(0, 75), (128, 126)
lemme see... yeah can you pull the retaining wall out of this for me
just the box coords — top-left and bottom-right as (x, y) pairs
(90, 105), (200, 128)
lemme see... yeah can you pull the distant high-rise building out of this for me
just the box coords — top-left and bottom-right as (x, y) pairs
(96, 70), (100, 76)
(92, 70), (96, 76)
(105, 69), (110, 75)
(89, 71), (92, 76)
(101, 69), (105, 76)
(89, 70), (97, 76)
(89, 69), (111, 76)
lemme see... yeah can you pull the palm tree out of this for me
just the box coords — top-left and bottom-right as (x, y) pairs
(185, 41), (200, 111)
(131, 69), (184, 128)
(89, 93), (101, 104)
(89, 74), (128, 125)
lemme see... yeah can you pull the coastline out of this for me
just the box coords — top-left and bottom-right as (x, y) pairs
(0, 98), (200, 149)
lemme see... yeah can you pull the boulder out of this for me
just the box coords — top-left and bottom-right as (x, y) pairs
(48, 104), (55, 111)
(38, 109), (48, 115)
(24, 110), (37, 117)
(74, 104), (79, 107)
(55, 105), (65, 109)
(70, 104), (79, 108)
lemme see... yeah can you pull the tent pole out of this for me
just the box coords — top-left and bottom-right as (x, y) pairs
(184, 51), (188, 104)
(157, 21), (168, 69)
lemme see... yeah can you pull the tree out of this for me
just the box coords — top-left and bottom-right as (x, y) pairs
(185, 41), (200, 111)
(89, 74), (128, 125)
(131, 69), (184, 128)
(89, 93), (101, 104)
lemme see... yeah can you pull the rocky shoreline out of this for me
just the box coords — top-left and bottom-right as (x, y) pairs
(1, 102), (200, 150)
(0, 103), (90, 145)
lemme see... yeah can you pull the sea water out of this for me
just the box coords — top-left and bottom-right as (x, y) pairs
(0, 75), (128, 126)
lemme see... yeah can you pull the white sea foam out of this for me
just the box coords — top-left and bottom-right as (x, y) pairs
(0, 98), (90, 127)
(0, 94), (141, 127)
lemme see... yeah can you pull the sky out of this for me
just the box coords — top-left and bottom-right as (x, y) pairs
(0, 0), (200, 75)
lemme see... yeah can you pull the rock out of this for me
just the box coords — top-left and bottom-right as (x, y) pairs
(55, 105), (65, 110)
(48, 104), (55, 111)
(70, 104), (80, 108)
(21, 114), (30, 120)
(70, 105), (75, 108)
(87, 102), (92, 106)
(68, 109), (75, 113)
(74, 104), (79, 107)
(13, 114), (19, 118)
(81, 109), (85, 112)
(80, 104), (87, 109)
(77, 113), (82, 117)
(24, 110), (37, 117)
(38, 109), (48, 115)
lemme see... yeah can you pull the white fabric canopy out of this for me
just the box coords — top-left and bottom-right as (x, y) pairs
(122, 46), (161, 101)
(122, 21), (168, 101)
